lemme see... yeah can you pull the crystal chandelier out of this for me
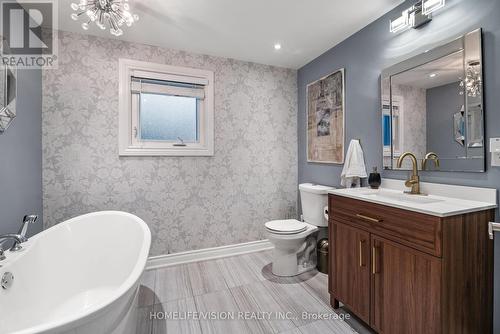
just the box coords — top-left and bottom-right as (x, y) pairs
(458, 61), (482, 98)
(70, 0), (139, 36)
(464, 61), (482, 98)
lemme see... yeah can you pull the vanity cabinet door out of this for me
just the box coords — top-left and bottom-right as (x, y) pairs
(331, 221), (371, 323)
(371, 235), (442, 334)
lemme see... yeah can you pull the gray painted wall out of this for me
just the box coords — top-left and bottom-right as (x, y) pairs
(426, 82), (463, 158)
(298, 0), (500, 331)
(426, 82), (463, 157)
(0, 68), (43, 238)
(425, 81), (484, 171)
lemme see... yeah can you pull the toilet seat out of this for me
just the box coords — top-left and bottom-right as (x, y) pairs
(265, 219), (308, 235)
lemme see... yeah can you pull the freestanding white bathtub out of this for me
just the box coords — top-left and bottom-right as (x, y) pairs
(0, 211), (151, 334)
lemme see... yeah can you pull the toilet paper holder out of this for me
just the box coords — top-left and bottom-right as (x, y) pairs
(489, 222), (500, 240)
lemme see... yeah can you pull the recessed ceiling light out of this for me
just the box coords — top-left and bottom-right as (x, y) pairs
(429, 73), (437, 78)
(274, 43), (282, 50)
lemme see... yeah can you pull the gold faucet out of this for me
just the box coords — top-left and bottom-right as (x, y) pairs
(422, 152), (440, 171)
(396, 152), (421, 195)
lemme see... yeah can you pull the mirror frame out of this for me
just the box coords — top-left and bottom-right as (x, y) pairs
(381, 28), (485, 173)
(0, 35), (17, 133)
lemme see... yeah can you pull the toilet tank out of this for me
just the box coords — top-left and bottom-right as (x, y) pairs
(299, 183), (335, 227)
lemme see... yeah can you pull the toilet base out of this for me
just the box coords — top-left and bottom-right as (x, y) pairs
(269, 235), (318, 277)
(271, 258), (316, 277)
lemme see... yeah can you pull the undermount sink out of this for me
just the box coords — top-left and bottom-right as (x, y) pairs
(360, 190), (444, 204)
(328, 179), (497, 217)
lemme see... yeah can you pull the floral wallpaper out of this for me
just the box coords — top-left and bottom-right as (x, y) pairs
(42, 31), (298, 256)
(394, 84), (427, 162)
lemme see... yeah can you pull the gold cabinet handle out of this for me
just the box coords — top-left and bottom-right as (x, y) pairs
(356, 214), (382, 223)
(372, 246), (378, 274)
(359, 240), (365, 267)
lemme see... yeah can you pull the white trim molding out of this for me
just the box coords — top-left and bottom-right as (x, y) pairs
(146, 240), (273, 270)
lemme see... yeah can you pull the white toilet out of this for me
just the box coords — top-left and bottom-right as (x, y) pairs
(265, 183), (334, 276)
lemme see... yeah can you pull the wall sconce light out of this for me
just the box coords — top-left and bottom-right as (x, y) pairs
(390, 10), (410, 33)
(390, 0), (446, 33)
(422, 0), (446, 15)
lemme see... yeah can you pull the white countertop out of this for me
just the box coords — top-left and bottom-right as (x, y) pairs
(328, 179), (497, 217)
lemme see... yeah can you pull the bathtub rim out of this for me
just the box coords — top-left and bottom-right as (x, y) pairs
(1, 210), (151, 334)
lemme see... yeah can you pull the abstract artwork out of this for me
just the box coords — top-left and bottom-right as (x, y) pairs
(307, 69), (345, 163)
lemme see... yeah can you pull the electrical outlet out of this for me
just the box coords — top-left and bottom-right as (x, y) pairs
(490, 138), (500, 167)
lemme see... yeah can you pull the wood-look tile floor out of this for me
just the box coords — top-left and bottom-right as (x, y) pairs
(136, 250), (374, 334)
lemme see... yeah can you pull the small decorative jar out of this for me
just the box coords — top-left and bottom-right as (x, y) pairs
(368, 167), (381, 189)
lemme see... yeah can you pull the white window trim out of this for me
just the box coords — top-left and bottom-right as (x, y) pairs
(118, 58), (214, 156)
(381, 95), (403, 158)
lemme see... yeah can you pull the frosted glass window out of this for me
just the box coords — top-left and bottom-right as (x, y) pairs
(139, 94), (198, 142)
(119, 59), (214, 156)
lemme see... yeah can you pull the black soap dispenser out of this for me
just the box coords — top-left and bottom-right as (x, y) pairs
(368, 167), (381, 189)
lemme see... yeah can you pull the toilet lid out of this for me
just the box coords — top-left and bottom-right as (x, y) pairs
(265, 219), (308, 234)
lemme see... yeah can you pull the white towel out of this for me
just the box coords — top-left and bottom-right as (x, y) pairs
(341, 139), (367, 188)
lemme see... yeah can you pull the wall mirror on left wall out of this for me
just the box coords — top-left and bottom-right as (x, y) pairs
(0, 37), (17, 133)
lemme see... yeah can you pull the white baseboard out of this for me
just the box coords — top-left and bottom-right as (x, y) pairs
(146, 239), (274, 270)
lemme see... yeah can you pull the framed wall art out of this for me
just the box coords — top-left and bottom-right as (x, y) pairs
(306, 68), (345, 164)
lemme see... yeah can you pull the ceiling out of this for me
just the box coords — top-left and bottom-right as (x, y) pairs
(392, 50), (464, 89)
(56, 0), (404, 69)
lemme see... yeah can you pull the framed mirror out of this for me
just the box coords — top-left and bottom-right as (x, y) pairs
(0, 36), (17, 133)
(381, 29), (484, 172)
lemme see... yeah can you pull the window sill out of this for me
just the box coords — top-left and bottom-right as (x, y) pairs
(119, 145), (214, 157)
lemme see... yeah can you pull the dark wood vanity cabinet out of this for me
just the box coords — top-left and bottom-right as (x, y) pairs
(328, 194), (494, 334)
(370, 235), (442, 334)
(331, 222), (371, 323)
